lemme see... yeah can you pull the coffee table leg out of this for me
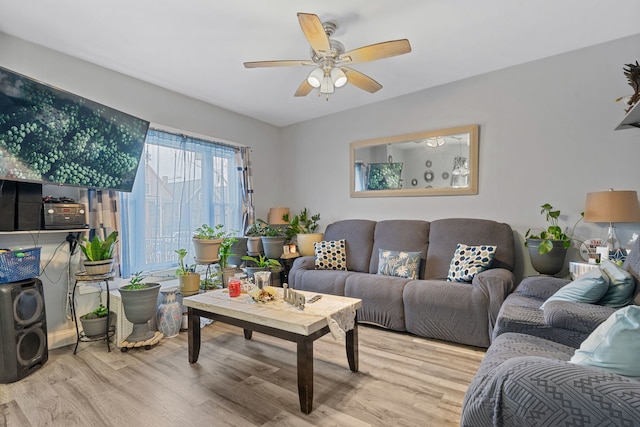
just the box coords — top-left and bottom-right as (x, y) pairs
(243, 329), (252, 340)
(297, 338), (314, 414)
(346, 314), (359, 372)
(188, 308), (201, 364)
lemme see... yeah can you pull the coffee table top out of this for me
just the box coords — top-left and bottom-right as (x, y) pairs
(183, 288), (361, 336)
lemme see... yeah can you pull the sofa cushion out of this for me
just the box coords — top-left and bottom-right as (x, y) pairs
(540, 268), (609, 309)
(314, 239), (347, 270)
(446, 244), (496, 282)
(323, 219), (376, 273)
(598, 259), (636, 308)
(377, 249), (421, 279)
(425, 218), (514, 279)
(571, 305), (640, 378)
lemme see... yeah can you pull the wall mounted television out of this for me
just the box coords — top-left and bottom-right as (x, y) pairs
(0, 66), (149, 192)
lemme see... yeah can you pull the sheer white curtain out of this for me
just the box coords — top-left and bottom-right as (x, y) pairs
(119, 128), (242, 277)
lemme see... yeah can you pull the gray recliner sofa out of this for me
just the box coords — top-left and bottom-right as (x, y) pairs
(288, 218), (516, 348)
(461, 239), (640, 425)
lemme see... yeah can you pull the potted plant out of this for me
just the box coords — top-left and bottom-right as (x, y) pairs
(175, 249), (201, 296)
(118, 271), (161, 343)
(79, 304), (112, 337)
(260, 223), (287, 259)
(525, 203), (583, 275)
(79, 231), (118, 275)
(241, 254), (282, 286)
(284, 208), (322, 256)
(245, 219), (267, 254)
(192, 223), (227, 263)
(218, 234), (239, 287)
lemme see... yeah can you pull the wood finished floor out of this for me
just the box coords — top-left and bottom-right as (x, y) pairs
(1, 323), (485, 427)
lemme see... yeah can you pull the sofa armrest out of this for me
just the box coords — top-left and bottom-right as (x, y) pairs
(543, 300), (616, 334)
(288, 256), (315, 287)
(472, 268), (516, 336)
(515, 275), (572, 300)
(462, 356), (640, 426)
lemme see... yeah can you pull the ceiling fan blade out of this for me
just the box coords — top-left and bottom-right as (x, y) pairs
(294, 80), (314, 97)
(244, 60), (313, 68)
(339, 39), (412, 64)
(342, 67), (383, 93)
(297, 13), (331, 56)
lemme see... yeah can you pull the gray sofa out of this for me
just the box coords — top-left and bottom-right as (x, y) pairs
(461, 239), (640, 425)
(288, 218), (515, 348)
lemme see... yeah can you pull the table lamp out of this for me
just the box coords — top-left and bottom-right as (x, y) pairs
(584, 189), (640, 255)
(267, 207), (290, 225)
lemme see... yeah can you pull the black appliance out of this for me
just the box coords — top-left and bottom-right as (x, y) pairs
(0, 278), (48, 383)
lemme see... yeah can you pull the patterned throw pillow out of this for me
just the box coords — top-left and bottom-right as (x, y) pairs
(447, 244), (497, 282)
(377, 249), (421, 279)
(314, 239), (347, 270)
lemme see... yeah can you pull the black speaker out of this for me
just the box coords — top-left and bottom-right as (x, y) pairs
(0, 278), (48, 384)
(0, 180), (17, 231)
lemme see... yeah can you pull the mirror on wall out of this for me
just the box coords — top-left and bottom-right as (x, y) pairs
(350, 124), (479, 197)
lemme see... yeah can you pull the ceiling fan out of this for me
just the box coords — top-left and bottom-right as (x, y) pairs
(243, 12), (412, 98)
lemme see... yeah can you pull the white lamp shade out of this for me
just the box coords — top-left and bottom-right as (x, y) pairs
(307, 68), (323, 88)
(331, 67), (348, 87)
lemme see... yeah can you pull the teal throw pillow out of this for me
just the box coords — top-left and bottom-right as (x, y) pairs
(570, 305), (640, 378)
(377, 249), (421, 279)
(447, 244), (496, 282)
(314, 239), (347, 271)
(598, 259), (636, 308)
(540, 268), (609, 309)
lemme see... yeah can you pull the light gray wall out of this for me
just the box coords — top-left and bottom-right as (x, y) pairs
(0, 33), (282, 347)
(2, 31), (640, 348)
(280, 33), (640, 279)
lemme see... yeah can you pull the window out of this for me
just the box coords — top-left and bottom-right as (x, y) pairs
(119, 128), (242, 276)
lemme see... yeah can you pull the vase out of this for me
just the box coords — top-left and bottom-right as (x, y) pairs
(156, 288), (181, 338)
(83, 258), (114, 275)
(527, 239), (568, 276)
(192, 237), (222, 263)
(261, 236), (285, 259)
(179, 273), (201, 296)
(296, 233), (324, 257)
(119, 283), (161, 342)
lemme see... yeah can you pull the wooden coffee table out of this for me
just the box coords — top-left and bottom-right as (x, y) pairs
(183, 288), (362, 414)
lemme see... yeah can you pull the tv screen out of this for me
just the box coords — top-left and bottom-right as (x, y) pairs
(0, 66), (149, 192)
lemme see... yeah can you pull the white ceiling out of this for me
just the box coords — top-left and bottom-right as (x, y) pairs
(1, 1), (639, 127)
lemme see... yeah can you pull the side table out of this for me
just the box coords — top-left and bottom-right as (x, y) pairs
(72, 271), (116, 354)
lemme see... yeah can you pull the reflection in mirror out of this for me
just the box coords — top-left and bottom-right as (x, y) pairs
(350, 125), (478, 197)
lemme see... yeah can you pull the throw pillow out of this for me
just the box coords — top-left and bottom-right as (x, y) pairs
(314, 239), (347, 271)
(447, 244), (497, 282)
(570, 305), (640, 378)
(377, 249), (422, 279)
(540, 268), (610, 310)
(598, 259), (636, 308)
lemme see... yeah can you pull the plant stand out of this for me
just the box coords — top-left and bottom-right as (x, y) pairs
(72, 271), (116, 354)
(119, 331), (163, 352)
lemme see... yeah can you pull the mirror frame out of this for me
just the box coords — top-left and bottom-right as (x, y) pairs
(350, 124), (479, 197)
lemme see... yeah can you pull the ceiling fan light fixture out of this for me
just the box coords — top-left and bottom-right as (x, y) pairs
(307, 67), (323, 88)
(320, 75), (335, 94)
(331, 67), (347, 87)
